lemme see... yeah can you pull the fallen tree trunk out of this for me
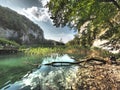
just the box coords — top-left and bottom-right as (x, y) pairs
(25, 57), (119, 67)
(44, 57), (107, 66)
(85, 57), (107, 64)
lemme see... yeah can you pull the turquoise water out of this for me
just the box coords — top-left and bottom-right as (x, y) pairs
(0, 54), (43, 88)
(1, 54), (79, 90)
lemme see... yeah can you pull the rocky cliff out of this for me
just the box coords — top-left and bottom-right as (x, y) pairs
(0, 6), (44, 45)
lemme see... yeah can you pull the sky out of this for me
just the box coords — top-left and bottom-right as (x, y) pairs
(0, 0), (76, 43)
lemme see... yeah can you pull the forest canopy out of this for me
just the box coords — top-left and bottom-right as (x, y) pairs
(47, 0), (120, 50)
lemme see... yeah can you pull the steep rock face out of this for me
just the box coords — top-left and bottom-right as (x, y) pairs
(0, 27), (44, 45)
(0, 6), (44, 45)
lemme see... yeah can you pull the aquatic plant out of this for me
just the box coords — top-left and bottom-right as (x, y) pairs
(24, 47), (64, 56)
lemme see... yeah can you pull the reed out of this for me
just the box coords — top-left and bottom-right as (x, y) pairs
(24, 47), (64, 56)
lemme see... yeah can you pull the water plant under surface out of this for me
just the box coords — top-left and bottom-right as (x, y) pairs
(0, 53), (43, 87)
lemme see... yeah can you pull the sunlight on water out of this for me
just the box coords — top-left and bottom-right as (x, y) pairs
(1, 54), (79, 90)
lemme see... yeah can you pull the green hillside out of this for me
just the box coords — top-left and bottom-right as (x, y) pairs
(0, 5), (44, 45)
(0, 6), (40, 32)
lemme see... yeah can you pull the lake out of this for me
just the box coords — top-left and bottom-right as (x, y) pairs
(0, 53), (79, 90)
(0, 53), (43, 88)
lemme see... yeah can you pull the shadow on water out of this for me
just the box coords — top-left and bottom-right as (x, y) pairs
(1, 54), (79, 90)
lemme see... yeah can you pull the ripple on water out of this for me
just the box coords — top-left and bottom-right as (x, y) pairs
(1, 54), (79, 90)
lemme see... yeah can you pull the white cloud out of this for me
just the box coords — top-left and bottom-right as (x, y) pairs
(0, 0), (76, 43)
(41, 0), (50, 6)
(19, 6), (51, 22)
(18, 6), (76, 43)
(17, 0), (76, 43)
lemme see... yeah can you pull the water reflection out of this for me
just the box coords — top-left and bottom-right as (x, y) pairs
(1, 54), (78, 90)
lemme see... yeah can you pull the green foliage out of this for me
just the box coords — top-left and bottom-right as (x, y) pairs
(0, 38), (20, 47)
(91, 47), (112, 57)
(0, 6), (41, 32)
(0, 6), (44, 45)
(24, 47), (64, 56)
(47, 0), (118, 28)
(47, 0), (120, 49)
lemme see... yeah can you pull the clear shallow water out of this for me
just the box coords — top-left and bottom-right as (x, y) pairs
(1, 54), (79, 90)
(0, 54), (43, 88)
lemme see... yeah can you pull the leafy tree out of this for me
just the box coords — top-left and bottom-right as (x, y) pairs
(47, 0), (120, 50)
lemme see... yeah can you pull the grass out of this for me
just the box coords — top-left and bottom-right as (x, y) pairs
(21, 45), (115, 62)
(23, 47), (65, 56)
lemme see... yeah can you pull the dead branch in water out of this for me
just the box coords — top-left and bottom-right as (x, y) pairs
(24, 57), (119, 67)
(44, 57), (107, 66)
